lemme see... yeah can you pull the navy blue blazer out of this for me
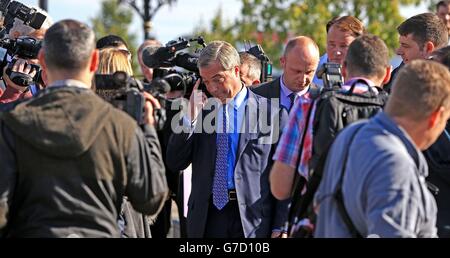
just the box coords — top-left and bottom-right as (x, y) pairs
(167, 90), (288, 238)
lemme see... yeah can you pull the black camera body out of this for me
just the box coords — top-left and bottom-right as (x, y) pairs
(0, 0), (46, 88)
(316, 63), (344, 89)
(142, 36), (207, 96)
(5, 60), (42, 86)
(0, 37), (43, 86)
(152, 67), (201, 98)
(247, 44), (273, 83)
(95, 71), (169, 129)
(143, 36), (205, 71)
(0, 0), (47, 38)
(2, 36), (42, 59)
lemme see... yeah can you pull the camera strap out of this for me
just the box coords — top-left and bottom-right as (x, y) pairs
(333, 123), (366, 238)
(29, 84), (39, 96)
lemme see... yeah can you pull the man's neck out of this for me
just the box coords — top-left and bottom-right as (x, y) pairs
(222, 83), (244, 104)
(346, 74), (383, 86)
(280, 75), (309, 95)
(390, 115), (427, 150)
(47, 71), (92, 89)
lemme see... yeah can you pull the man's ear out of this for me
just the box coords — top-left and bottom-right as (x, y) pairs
(38, 49), (45, 68)
(233, 65), (240, 78)
(428, 106), (445, 129)
(423, 41), (436, 56)
(382, 65), (392, 86)
(280, 56), (286, 69)
(38, 49), (47, 73)
(90, 49), (99, 73)
(341, 61), (347, 79)
(252, 79), (261, 85)
(38, 49), (49, 86)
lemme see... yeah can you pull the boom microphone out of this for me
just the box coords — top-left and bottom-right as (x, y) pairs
(142, 45), (172, 68)
(174, 52), (199, 73)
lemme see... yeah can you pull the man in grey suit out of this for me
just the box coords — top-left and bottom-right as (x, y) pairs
(167, 41), (287, 238)
(251, 36), (320, 112)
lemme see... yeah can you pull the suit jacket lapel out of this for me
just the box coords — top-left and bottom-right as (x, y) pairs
(200, 102), (218, 177)
(237, 91), (259, 163)
(272, 77), (281, 100)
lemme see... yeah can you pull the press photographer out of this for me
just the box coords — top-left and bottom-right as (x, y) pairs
(0, 0), (52, 104)
(136, 37), (207, 238)
(95, 69), (170, 130)
(245, 44), (273, 83)
(239, 51), (261, 86)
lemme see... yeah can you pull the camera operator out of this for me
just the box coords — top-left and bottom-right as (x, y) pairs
(96, 34), (132, 62)
(138, 39), (188, 238)
(0, 6), (52, 104)
(138, 39), (162, 82)
(271, 34), (392, 200)
(312, 16), (365, 88)
(96, 46), (162, 238)
(0, 19), (168, 238)
(239, 52), (261, 86)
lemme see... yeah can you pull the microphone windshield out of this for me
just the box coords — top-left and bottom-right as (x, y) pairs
(142, 45), (164, 68)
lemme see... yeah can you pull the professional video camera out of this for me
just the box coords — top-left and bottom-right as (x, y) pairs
(246, 44), (273, 83)
(142, 36), (207, 97)
(316, 62), (344, 89)
(0, 36), (43, 86)
(0, 0), (47, 38)
(95, 71), (170, 130)
(0, 0), (47, 87)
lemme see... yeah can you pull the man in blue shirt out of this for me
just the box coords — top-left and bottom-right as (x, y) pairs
(315, 60), (450, 237)
(252, 36), (320, 112)
(312, 16), (364, 87)
(167, 41), (287, 238)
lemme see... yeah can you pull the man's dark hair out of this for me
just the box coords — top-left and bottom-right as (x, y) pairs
(344, 34), (390, 79)
(437, 0), (450, 10)
(397, 13), (448, 49)
(43, 19), (96, 70)
(96, 35), (128, 49)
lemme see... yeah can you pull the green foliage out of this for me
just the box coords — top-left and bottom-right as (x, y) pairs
(90, 0), (139, 73)
(194, 0), (428, 69)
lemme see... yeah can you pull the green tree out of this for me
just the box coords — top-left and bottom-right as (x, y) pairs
(193, 7), (237, 45)
(91, 0), (139, 72)
(194, 0), (428, 69)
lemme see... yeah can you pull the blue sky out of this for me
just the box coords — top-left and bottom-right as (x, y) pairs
(20, 0), (242, 44)
(20, 0), (428, 46)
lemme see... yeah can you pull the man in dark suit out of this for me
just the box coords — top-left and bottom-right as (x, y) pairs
(167, 41), (287, 238)
(251, 36), (320, 113)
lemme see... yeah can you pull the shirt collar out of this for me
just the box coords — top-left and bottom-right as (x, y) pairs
(48, 79), (91, 89)
(344, 77), (377, 87)
(227, 84), (248, 110)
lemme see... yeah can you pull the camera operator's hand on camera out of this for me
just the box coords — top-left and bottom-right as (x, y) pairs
(3, 58), (37, 92)
(143, 91), (162, 126)
(187, 79), (207, 123)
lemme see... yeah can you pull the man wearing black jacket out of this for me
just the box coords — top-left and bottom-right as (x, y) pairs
(0, 20), (168, 238)
(385, 13), (448, 93)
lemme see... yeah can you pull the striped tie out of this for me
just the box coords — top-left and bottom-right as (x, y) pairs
(212, 106), (229, 210)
